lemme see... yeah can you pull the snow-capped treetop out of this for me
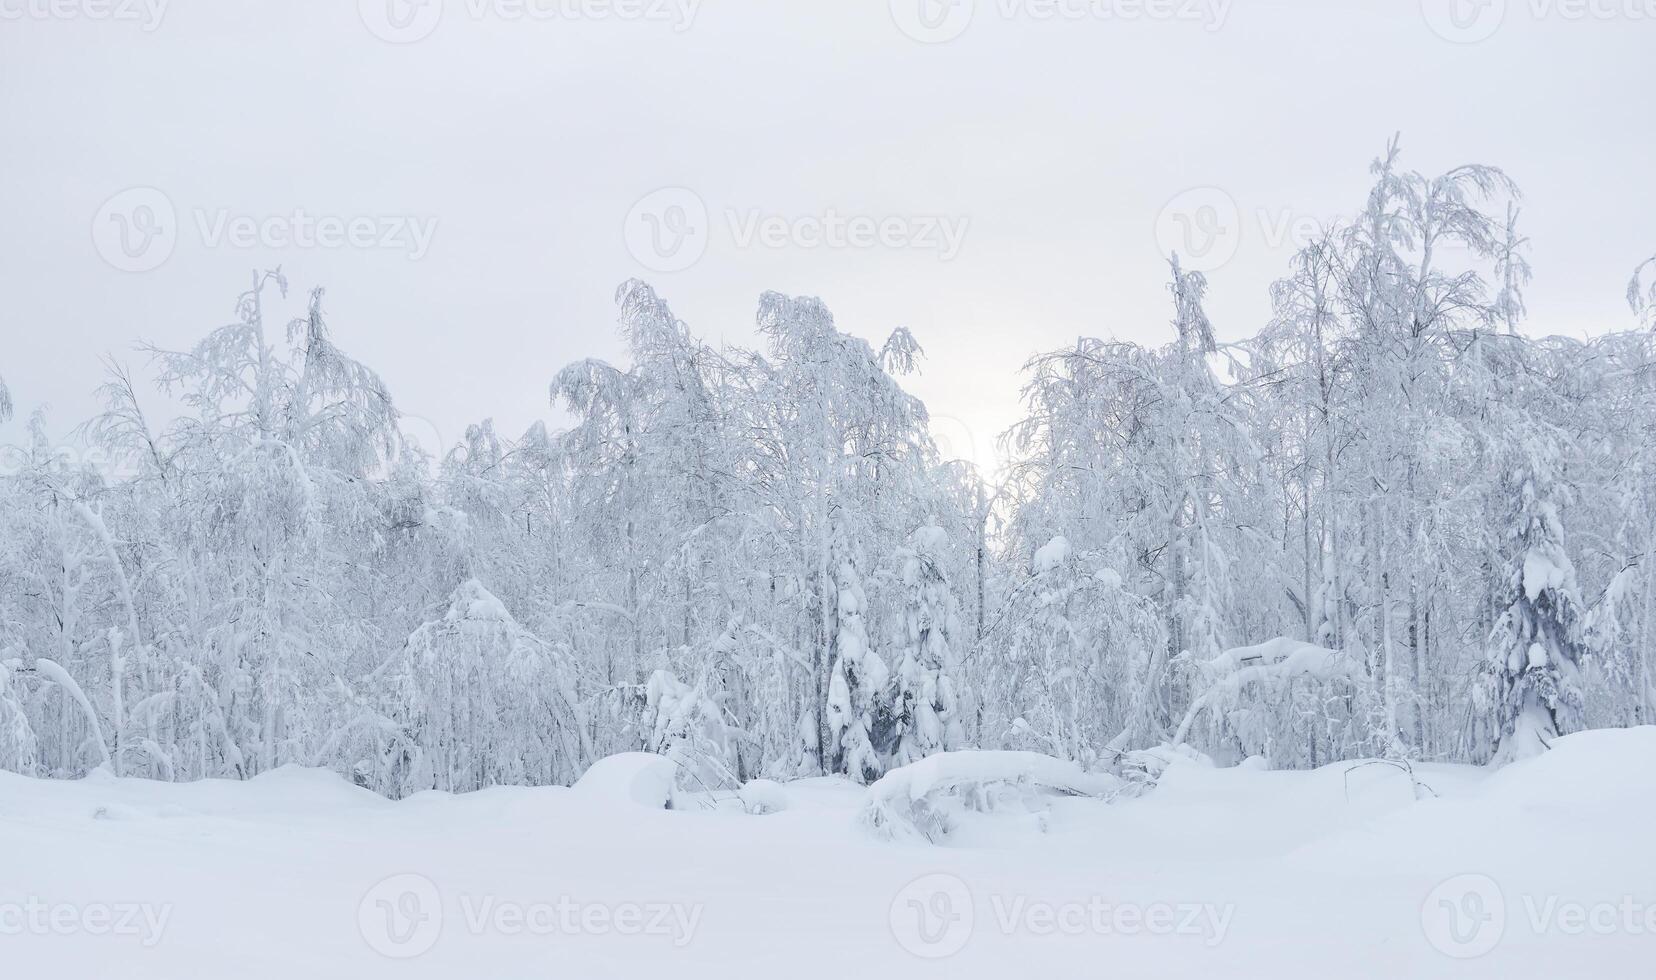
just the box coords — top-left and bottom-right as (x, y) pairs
(1031, 535), (1070, 574)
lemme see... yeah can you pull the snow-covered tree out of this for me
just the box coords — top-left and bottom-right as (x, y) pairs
(3, 143), (1652, 794)
(1483, 453), (1587, 763)
(887, 520), (965, 766)
(374, 579), (587, 796)
(822, 522), (889, 783)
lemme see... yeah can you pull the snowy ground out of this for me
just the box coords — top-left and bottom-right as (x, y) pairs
(5, 729), (1653, 979)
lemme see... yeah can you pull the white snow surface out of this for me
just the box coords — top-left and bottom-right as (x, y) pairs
(5, 729), (1655, 978)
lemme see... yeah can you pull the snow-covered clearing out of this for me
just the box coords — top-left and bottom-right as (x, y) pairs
(5, 729), (1652, 978)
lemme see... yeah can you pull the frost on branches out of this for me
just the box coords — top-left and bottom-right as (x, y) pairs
(1, 141), (1654, 797)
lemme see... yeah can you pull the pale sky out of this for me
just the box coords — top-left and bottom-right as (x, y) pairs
(2, 0), (1651, 477)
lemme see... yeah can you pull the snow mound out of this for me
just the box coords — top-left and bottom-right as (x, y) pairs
(0, 764), (390, 829)
(1479, 725), (1656, 808)
(1283, 729), (1656, 882)
(860, 750), (1121, 843)
(737, 778), (789, 814)
(571, 752), (678, 809)
(1114, 741), (1213, 794)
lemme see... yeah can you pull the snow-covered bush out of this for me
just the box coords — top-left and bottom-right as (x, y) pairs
(859, 750), (1121, 843)
(1113, 742), (1212, 797)
(643, 667), (735, 793)
(737, 778), (789, 815)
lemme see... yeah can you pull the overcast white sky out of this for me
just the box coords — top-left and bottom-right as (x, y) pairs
(2, 0), (1651, 475)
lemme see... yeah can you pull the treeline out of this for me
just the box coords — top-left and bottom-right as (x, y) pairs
(1, 141), (1652, 793)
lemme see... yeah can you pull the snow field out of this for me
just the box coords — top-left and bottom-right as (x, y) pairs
(4, 728), (1653, 978)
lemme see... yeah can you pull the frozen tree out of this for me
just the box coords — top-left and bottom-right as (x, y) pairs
(1168, 252), (1217, 355)
(1631, 255), (1656, 328)
(887, 520), (964, 766)
(4, 142), (1655, 794)
(1483, 452), (1587, 763)
(987, 536), (1167, 767)
(373, 579), (587, 796)
(0, 654), (34, 771)
(1003, 254), (1262, 746)
(822, 522), (889, 783)
(1493, 204), (1533, 335)
(747, 290), (935, 778)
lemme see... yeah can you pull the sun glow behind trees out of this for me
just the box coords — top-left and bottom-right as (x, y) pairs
(0, 141), (1652, 794)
